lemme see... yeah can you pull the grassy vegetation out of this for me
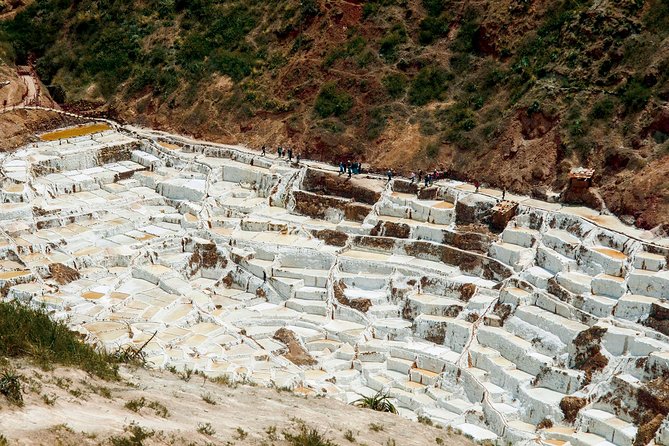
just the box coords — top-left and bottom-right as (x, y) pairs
(109, 423), (154, 446)
(124, 397), (170, 418)
(0, 302), (119, 380)
(284, 420), (337, 446)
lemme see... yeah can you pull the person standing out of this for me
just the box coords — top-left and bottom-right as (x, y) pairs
(261, 145), (266, 156)
(339, 161), (345, 175)
(297, 153), (301, 164)
(386, 169), (392, 182)
(287, 148), (293, 161)
(410, 172), (416, 184)
(278, 146), (282, 158)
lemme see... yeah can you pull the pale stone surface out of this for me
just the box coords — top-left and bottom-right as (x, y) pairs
(1, 126), (668, 446)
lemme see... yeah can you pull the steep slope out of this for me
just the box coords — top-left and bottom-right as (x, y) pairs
(1, 361), (470, 446)
(0, 0), (667, 228)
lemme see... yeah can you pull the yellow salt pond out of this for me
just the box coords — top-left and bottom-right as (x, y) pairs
(40, 123), (111, 141)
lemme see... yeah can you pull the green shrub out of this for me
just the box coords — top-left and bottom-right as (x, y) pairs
(621, 78), (651, 112)
(209, 50), (255, 82)
(300, 0), (321, 19)
(589, 97), (616, 120)
(110, 422), (154, 446)
(315, 82), (354, 117)
(324, 34), (367, 67)
(353, 391), (398, 413)
(0, 370), (22, 406)
(382, 73), (407, 98)
(409, 65), (452, 105)
(419, 14), (450, 45)
(379, 24), (406, 62)
(422, 0), (446, 16)
(363, 0), (399, 19)
(284, 423), (337, 446)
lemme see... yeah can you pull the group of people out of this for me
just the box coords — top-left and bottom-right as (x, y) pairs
(339, 160), (363, 178)
(261, 145), (301, 164)
(258, 145), (504, 200)
(408, 169), (450, 187)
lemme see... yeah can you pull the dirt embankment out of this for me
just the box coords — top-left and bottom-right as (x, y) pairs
(0, 108), (85, 151)
(0, 361), (473, 446)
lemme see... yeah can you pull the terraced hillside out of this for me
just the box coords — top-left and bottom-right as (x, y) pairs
(0, 119), (668, 445)
(0, 0), (667, 229)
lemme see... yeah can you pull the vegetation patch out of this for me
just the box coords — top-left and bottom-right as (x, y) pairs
(315, 83), (354, 118)
(353, 391), (398, 414)
(0, 302), (119, 380)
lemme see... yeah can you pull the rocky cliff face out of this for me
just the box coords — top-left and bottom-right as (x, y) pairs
(0, 0), (667, 229)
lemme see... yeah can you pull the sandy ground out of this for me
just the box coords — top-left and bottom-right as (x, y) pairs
(0, 361), (474, 446)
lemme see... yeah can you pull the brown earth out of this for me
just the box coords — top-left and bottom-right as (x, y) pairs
(273, 328), (317, 366)
(1, 0), (668, 228)
(48, 263), (80, 285)
(560, 396), (587, 424)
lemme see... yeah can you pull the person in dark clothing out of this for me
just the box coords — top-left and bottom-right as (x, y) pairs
(348, 164), (352, 178)
(339, 161), (345, 175)
(424, 175), (429, 187)
(263, 271), (266, 282)
(474, 180), (480, 193)
(287, 148), (293, 161)
(297, 153), (301, 163)
(418, 170), (423, 183)
(278, 146), (282, 158)
(502, 187), (506, 200)
(250, 158), (254, 166)
(261, 145), (266, 156)
(386, 169), (392, 182)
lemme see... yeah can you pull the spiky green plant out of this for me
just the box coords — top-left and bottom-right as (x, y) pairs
(352, 391), (397, 414)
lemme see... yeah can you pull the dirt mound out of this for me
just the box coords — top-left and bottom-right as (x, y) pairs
(273, 328), (317, 366)
(48, 263), (80, 285)
(560, 396), (587, 424)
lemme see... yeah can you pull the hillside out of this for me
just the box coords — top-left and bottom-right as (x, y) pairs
(2, 360), (469, 446)
(0, 0), (667, 228)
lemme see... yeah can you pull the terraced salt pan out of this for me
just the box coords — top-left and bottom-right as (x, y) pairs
(1, 126), (668, 445)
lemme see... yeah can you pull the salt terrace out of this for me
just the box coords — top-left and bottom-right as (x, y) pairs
(2, 124), (669, 446)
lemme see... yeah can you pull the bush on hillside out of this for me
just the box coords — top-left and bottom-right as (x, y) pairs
(621, 78), (651, 112)
(419, 14), (450, 45)
(382, 73), (407, 99)
(409, 65), (452, 105)
(315, 82), (353, 117)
